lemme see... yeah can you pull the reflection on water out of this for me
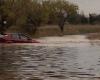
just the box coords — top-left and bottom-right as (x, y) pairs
(1, 36), (100, 80)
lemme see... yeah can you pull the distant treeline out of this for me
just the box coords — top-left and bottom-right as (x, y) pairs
(0, 0), (100, 34)
(0, 0), (78, 33)
(68, 13), (100, 25)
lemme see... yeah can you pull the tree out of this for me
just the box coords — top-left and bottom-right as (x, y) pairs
(0, 0), (79, 34)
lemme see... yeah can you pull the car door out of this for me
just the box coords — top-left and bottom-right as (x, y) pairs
(11, 33), (21, 42)
(19, 34), (31, 43)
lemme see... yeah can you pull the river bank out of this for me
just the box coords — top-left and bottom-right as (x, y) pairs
(34, 24), (100, 37)
(7, 24), (100, 38)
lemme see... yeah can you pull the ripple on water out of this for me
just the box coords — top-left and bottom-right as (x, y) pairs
(1, 40), (100, 80)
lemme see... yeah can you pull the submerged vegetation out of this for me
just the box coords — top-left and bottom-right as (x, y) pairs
(87, 33), (100, 40)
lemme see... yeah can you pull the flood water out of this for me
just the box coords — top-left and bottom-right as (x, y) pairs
(0, 35), (100, 80)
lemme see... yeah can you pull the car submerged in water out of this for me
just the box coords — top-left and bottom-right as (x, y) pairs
(0, 33), (39, 43)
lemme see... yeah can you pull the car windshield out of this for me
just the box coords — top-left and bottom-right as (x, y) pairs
(9, 33), (31, 40)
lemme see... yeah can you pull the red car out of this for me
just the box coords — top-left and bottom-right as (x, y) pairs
(0, 33), (39, 43)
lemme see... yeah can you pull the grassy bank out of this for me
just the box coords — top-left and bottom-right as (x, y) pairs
(8, 24), (100, 37)
(33, 24), (100, 37)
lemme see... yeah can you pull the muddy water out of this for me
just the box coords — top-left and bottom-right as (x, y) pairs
(0, 35), (100, 80)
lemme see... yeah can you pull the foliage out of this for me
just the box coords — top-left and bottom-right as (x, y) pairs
(0, 0), (78, 34)
(89, 13), (100, 24)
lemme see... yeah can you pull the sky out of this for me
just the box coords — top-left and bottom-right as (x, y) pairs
(66, 0), (100, 16)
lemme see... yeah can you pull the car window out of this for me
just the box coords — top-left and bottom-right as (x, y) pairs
(20, 34), (28, 40)
(12, 34), (20, 40)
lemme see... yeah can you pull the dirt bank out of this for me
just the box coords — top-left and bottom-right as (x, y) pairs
(7, 24), (100, 37)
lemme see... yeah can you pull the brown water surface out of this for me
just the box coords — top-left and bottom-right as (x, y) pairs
(0, 35), (100, 80)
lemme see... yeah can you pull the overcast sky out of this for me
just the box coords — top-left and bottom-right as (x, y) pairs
(67, 0), (100, 15)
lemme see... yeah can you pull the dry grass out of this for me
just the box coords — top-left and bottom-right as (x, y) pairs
(8, 24), (100, 37)
(64, 24), (100, 34)
(33, 24), (100, 37)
